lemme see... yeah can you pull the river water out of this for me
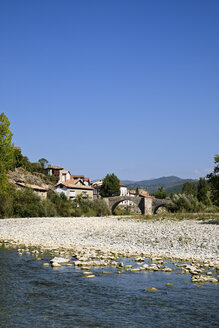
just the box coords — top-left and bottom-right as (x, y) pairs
(0, 247), (218, 328)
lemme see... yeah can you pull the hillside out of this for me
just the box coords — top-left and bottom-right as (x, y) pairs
(120, 176), (197, 194)
(8, 167), (56, 192)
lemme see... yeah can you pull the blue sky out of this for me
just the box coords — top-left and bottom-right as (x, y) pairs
(0, 0), (218, 181)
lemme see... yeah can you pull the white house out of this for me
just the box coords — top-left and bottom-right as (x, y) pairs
(120, 183), (129, 205)
(56, 179), (94, 200)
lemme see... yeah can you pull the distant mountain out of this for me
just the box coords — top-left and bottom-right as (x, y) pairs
(120, 180), (135, 185)
(120, 176), (197, 194)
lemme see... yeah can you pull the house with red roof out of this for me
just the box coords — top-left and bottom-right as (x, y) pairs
(56, 178), (93, 200)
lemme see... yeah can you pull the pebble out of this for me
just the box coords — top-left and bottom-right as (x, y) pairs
(51, 262), (61, 268)
(84, 275), (95, 279)
(145, 288), (158, 292)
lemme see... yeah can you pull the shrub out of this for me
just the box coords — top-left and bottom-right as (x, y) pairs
(168, 193), (218, 213)
(92, 199), (110, 216)
(0, 189), (14, 218)
(13, 188), (45, 217)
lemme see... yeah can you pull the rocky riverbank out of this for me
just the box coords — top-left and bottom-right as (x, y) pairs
(0, 216), (218, 263)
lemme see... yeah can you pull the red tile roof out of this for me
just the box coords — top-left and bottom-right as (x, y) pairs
(16, 182), (48, 191)
(71, 175), (85, 179)
(139, 192), (154, 198)
(57, 179), (93, 190)
(120, 183), (127, 187)
(47, 166), (63, 170)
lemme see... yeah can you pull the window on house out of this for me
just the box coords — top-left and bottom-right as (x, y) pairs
(70, 190), (76, 198)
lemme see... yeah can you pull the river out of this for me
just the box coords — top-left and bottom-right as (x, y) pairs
(0, 247), (218, 328)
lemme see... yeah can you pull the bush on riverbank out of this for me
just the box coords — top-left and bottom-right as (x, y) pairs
(0, 188), (110, 219)
(168, 193), (218, 213)
(72, 196), (110, 217)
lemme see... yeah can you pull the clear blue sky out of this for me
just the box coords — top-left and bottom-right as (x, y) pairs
(0, 0), (218, 181)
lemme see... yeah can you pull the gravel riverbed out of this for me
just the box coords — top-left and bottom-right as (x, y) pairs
(0, 216), (218, 263)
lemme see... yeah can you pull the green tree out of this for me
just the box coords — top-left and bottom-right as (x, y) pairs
(100, 173), (120, 197)
(197, 177), (211, 205)
(206, 155), (219, 206)
(0, 113), (14, 189)
(13, 148), (23, 168)
(182, 182), (197, 197)
(38, 158), (49, 170)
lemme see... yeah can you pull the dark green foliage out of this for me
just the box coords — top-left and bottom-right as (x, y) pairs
(182, 182), (197, 196)
(0, 188), (14, 218)
(72, 196), (110, 217)
(197, 178), (211, 205)
(13, 188), (45, 218)
(47, 190), (73, 217)
(168, 193), (218, 213)
(0, 113), (14, 190)
(100, 173), (120, 197)
(42, 199), (57, 217)
(38, 158), (49, 170)
(13, 148), (23, 168)
(0, 113), (14, 171)
(206, 155), (219, 206)
(12, 149), (49, 175)
(92, 199), (110, 216)
(152, 186), (168, 199)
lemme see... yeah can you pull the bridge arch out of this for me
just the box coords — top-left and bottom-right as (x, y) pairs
(152, 199), (171, 214)
(110, 196), (144, 214)
(104, 196), (146, 215)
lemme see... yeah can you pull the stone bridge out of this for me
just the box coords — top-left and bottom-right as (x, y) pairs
(103, 196), (171, 215)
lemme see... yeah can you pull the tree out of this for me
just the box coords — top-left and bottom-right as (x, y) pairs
(197, 178), (211, 205)
(182, 182), (197, 197)
(206, 155), (219, 206)
(13, 148), (23, 168)
(38, 158), (49, 170)
(0, 113), (14, 189)
(100, 173), (120, 197)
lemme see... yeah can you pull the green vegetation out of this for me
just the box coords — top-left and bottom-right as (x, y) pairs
(100, 173), (120, 197)
(168, 193), (218, 213)
(0, 187), (110, 219)
(0, 113), (14, 191)
(152, 186), (168, 199)
(72, 196), (110, 217)
(182, 181), (197, 197)
(206, 155), (219, 206)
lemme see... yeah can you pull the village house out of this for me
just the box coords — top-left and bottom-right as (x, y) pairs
(16, 182), (48, 199)
(46, 165), (63, 183)
(92, 180), (103, 198)
(56, 179), (93, 200)
(60, 170), (71, 182)
(71, 175), (91, 186)
(120, 183), (129, 205)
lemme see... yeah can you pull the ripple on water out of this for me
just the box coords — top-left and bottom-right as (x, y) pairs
(0, 248), (218, 328)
